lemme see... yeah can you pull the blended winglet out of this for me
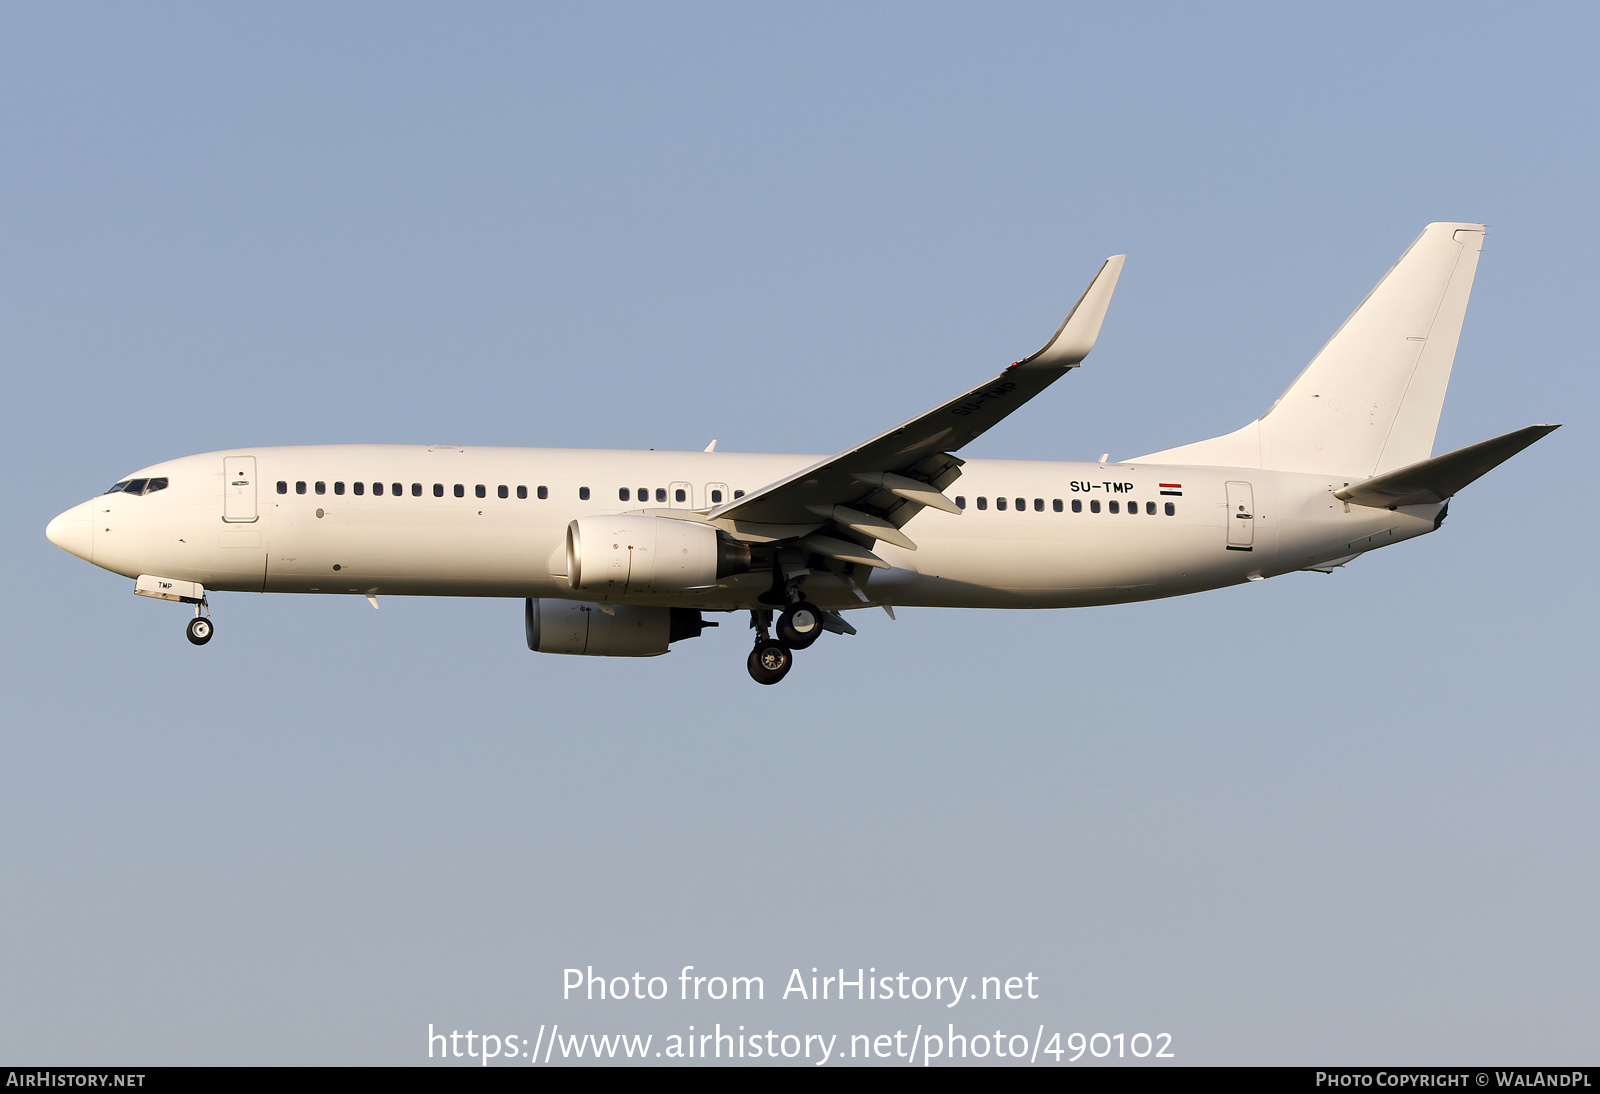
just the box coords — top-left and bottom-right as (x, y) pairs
(1334, 424), (1559, 509)
(1015, 254), (1127, 369)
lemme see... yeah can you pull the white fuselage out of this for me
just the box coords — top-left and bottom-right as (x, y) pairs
(47, 445), (1440, 611)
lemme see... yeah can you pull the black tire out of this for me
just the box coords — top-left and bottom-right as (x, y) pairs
(776, 601), (824, 650)
(186, 617), (213, 646)
(746, 640), (793, 685)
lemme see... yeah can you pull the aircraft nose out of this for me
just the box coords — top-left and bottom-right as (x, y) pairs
(46, 502), (94, 562)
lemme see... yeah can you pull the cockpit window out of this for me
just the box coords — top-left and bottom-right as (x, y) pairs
(104, 477), (168, 497)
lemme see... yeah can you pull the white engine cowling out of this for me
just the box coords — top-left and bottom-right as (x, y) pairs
(524, 599), (717, 657)
(565, 515), (748, 593)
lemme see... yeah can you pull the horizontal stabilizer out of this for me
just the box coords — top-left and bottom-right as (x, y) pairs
(1334, 424), (1559, 509)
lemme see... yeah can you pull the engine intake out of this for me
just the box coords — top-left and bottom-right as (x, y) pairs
(566, 515), (749, 593)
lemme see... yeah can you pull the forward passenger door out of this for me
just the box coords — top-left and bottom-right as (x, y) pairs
(223, 456), (258, 523)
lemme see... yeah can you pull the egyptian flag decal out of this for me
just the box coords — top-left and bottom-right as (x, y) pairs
(1159, 483), (1183, 496)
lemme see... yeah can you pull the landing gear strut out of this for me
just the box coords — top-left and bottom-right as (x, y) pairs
(743, 548), (860, 682)
(186, 600), (213, 646)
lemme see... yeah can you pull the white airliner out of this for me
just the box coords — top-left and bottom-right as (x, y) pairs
(46, 223), (1556, 683)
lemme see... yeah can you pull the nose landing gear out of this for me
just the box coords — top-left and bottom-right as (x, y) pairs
(185, 601), (213, 646)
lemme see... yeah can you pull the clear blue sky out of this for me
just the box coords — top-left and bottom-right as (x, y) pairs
(2, 2), (1594, 1065)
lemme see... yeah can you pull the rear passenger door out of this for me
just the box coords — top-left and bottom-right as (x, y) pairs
(1225, 480), (1254, 551)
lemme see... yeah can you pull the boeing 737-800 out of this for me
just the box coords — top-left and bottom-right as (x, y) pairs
(45, 223), (1556, 683)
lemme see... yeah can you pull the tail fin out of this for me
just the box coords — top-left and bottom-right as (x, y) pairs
(1137, 223), (1485, 476)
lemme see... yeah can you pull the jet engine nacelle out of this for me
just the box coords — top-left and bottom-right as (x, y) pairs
(565, 515), (750, 593)
(524, 598), (716, 657)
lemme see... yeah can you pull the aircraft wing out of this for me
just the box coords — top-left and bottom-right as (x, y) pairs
(708, 255), (1125, 553)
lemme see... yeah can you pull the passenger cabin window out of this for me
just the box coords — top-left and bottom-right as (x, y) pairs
(579, 487), (590, 500)
(498, 485), (508, 499)
(733, 490), (745, 498)
(1053, 499), (1063, 512)
(334, 482), (345, 495)
(996, 497), (1007, 511)
(1071, 499), (1081, 512)
(977, 497), (988, 510)
(1165, 502), (1176, 516)
(373, 482), (384, 496)
(392, 483), (403, 496)
(675, 488), (686, 503)
(276, 481), (288, 494)
(454, 484), (464, 498)
(655, 488), (666, 503)
(710, 489), (723, 504)
(517, 486), (527, 499)
(637, 486), (648, 500)
(315, 481), (326, 495)
(619, 487), (631, 501)
(296, 481), (307, 495)
(434, 483), (445, 497)
(1090, 500), (1101, 513)
(475, 485), (486, 499)
(537, 486), (548, 499)
(354, 482), (365, 495)
(955, 496), (966, 509)
(1146, 501), (1156, 515)
(1108, 500), (1119, 514)
(1016, 498), (1025, 511)
(411, 483), (422, 497)
(1034, 498), (1044, 511)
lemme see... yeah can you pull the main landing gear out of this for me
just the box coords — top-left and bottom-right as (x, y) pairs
(746, 608), (791, 685)
(744, 599), (848, 685)
(743, 547), (862, 683)
(186, 601), (213, 646)
(776, 601), (823, 649)
(747, 637), (793, 685)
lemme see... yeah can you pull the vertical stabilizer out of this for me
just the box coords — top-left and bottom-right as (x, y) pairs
(1136, 223), (1485, 476)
